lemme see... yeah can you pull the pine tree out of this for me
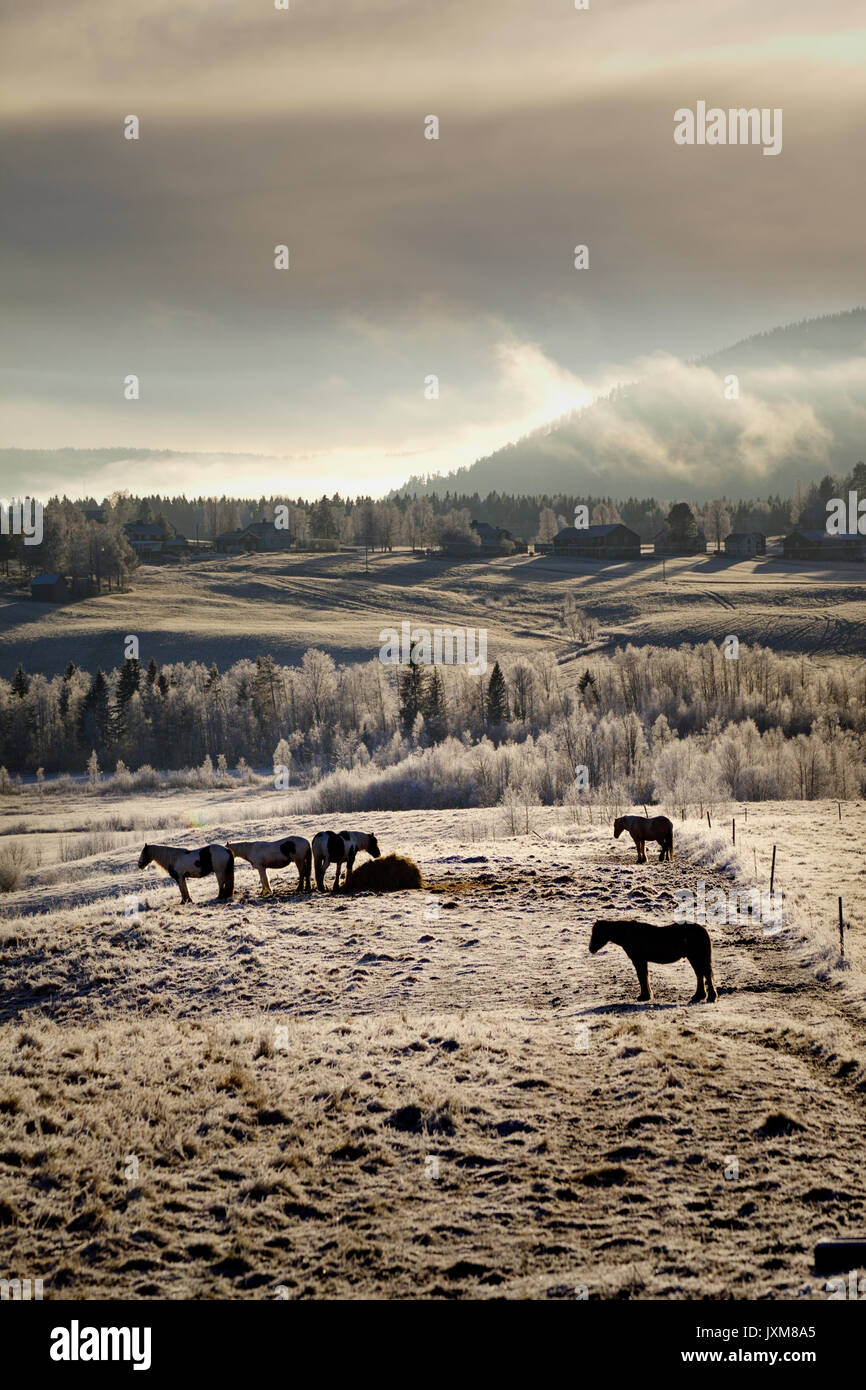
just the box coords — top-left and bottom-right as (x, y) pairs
(578, 669), (600, 704)
(79, 670), (111, 750)
(486, 661), (508, 726)
(11, 664), (29, 698)
(146, 658), (158, 685)
(421, 668), (447, 742)
(398, 662), (428, 734)
(117, 658), (141, 705)
(63, 661), (76, 682)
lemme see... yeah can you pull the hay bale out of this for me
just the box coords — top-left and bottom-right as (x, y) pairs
(341, 853), (423, 894)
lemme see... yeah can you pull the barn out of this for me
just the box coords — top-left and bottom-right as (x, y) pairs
(724, 531), (766, 558)
(552, 523), (640, 560)
(783, 529), (865, 562)
(30, 573), (68, 602)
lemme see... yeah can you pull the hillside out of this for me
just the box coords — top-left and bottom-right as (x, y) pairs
(400, 310), (866, 501)
(2, 547), (866, 682)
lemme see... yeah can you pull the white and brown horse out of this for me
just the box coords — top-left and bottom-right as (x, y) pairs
(312, 830), (381, 892)
(226, 836), (312, 895)
(138, 843), (234, 902)
(613, 814), (674, 863)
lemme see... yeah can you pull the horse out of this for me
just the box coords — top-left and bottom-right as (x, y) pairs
(137, 842), (234, 903)
(613, 814), (674, 863)
(226, 836), (312, 895)
(311, 830), (381, 892)
(589, 919), (717, 1003)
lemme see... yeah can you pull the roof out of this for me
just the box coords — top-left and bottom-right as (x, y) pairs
(726, 531), (765, 541)
(787, 529), (861, 543)
(555, 523), (636, 541)
(242, 521), (277, 537)
(32, 572), (62, 584)
(124, 521), (165, 537)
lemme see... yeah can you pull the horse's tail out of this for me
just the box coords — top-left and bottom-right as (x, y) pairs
(667, 831), (674, 860)
(314, 850), (326, 892)
(303, 845), (312, 887)
(218, 848), (234, 900)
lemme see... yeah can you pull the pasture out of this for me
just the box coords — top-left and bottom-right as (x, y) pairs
(2, 547), (866, 679)
(1, 795), (864, 1299)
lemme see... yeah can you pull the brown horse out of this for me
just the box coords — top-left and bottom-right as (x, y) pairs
(589, 919), (717, 1003)
(613, 814), (674, 863)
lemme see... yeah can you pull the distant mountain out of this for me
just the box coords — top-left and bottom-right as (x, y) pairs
(398, 309), (866, 501)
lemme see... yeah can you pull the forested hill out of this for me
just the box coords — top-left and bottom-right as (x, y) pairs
(398, 309), (866, 502)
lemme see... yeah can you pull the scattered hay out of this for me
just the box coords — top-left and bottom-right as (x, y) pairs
(341, 853), (423, 894)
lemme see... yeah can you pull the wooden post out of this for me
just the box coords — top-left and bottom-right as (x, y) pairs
(681, 807), (685, 822)
(769, 845), (776, 896)
(707, 811), (711, 830)
(753, 848), (757, 881)
(732, 818), (735, 846)
(839, 897), (845, 958)
(838, 801), (842, 821)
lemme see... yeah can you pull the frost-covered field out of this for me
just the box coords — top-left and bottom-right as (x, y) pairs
(1, 796), (864, 1299)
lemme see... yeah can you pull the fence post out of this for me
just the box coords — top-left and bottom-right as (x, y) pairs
(707, 811), (711, 830)
(732, 818), (735, 847)
(839, 897), (845, 958)
(770, 845), (776, 896)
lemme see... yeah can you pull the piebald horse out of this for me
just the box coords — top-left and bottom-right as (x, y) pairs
(226, 836), (312, 895)
(138, 843), (234, 903)
(312, 830), (381, 892)
(613, 814), (674, 863)
(589, 919), (717, 1003)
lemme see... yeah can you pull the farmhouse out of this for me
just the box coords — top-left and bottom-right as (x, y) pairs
(214, 529), (251, 554)
(653, 526), (708, 557)
(724, 531), (766, 558)
(782, 529), (866, 562)
(241, 518), (293, 552)
(123, 521), (166, 557)
(215, 520), (292, 555)
(30, 572), (68, 602)
(552, 523), (641, 560)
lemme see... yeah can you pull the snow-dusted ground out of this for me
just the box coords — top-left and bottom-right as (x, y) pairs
(1, 800), (865, 1299)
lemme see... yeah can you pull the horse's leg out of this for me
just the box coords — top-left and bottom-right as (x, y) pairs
(636, 837), (646, 863)
(295, 858), (305, 893)
(178, 874), (192, 904)
(631, 954), (653, 1002)
(705, 958), (718, 1003)
(332, 860), (342, 891)
(344, 848), (356, 884)
(314, 855), (326, 892)
(687, 952), (706, 1002)
(258, 866), (271, 896)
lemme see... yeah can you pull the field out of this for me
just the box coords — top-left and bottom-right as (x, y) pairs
(3, 546), (866, 679)
(1, 792), (865, 1300)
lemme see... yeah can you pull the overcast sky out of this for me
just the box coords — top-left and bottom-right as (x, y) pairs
(2, 0), (865, 498)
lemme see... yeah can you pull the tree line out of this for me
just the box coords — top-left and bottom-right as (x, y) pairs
(3, 644), (863, 812)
